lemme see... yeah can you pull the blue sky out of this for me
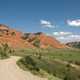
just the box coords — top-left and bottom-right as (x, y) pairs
(0, 0), (80, 42)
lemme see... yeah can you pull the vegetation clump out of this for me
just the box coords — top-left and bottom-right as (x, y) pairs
(0, 43), (11, 59)
(33, 38), (40, 48)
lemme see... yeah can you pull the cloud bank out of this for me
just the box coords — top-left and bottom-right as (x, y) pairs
(53, 32), (72, 36)
(48, 31), (80, 43)
(57, 34), (80, 43)
(67, 19), (80, 27)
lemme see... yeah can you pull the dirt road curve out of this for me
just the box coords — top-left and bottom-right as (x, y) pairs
(0, 56), (47, 80)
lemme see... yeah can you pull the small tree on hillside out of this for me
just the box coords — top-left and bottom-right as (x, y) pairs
(33, 39), (40, 48)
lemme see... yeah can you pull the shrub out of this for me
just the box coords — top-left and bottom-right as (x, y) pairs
(33, 39), (40, 47)
(0, 43), (10, 59)
(18, 56), (40, 72)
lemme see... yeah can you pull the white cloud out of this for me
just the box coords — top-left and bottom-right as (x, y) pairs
(67, 19), (80, 27)
(68, 35), (80, 38)
(57, 36), (65, 40)
(56, 34), (80, 43)
(53, 31), (72, 36)
(47, 31), (80, 43)
(40, 20), (54, 28)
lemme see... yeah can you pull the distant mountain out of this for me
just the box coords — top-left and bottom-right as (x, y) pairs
(0, 24), (65, 49)
(66, 42), (80, 48)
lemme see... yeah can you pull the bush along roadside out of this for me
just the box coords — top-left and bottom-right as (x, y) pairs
(0, 43), (12, 59)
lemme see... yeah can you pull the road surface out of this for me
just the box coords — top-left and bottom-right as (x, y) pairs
(0, 56), (47, 80)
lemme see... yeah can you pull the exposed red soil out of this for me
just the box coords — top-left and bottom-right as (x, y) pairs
(0, 24), (65, 49)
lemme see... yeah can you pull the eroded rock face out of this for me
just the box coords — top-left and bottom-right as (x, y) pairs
(0, 24), (9, 30)
(24, 32), (65, 48)
(0, 24), (34, 48)
(0, 24), (9, 35)
(0, 24), (65, 49)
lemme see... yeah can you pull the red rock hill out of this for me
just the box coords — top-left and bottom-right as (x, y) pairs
(0, 24), (65, 49)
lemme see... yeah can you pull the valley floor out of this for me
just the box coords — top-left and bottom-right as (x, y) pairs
(0, 56), (47, 80)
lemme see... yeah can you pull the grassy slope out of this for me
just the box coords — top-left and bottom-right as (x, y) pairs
(16, 48), (80, 80)
(17, 56), (62, 80)
(14, 48), (80, 63)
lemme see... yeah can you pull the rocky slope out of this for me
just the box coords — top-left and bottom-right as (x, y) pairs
(0, 24), (34, 48)
(0, 24), (65, 49)
(22, 32), (65, 48)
